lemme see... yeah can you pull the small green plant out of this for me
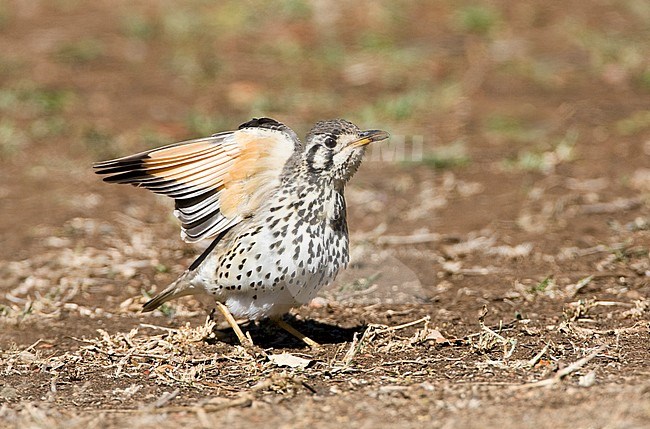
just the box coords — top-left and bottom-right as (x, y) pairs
(138, 128), (172, 148)
(337, 272), (382, 294)
(381, 91), (427, 120)
(636, 69), (650, 91)
(279, 0), (311, 20)
(615, 110), (650, 136)
(360, 83), (461, 124)
(28, 88), (74, 113)
(486, 115), (525, 133)
(0, 89), (19, 112)
(612, 245), (648, 262)
(185, 111), (232, 137)
(83, 127), (116, 158)
(56, 39), (104, 64)
(165, 48), (222, 81)
(0, 86), (74, 115)
(502, 129), (578, 173)
(417, 140), (470, 169)
(533, 276), (553, 293)
(155, 263), (170, 273)
(29, 117), (67, 139)
(20, 301), (34, 318)
(358, 31), (395, 51)
(0, 119), (27, 158)
(0, 3), (8, 30)
(143, 289), (174, 316)
(454, 5), (500, 35)
(120, 13), (156, 39)
(158, 303), (174, 317)
(484, 114), (546, 144)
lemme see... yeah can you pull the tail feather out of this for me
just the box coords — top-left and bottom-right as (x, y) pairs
(142, 225), (234, 312)
(142, 270), (196, 312)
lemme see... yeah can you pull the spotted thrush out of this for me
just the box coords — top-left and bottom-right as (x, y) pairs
(94, 118), (389, 346)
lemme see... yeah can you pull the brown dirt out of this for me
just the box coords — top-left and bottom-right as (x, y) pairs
(1, 1), (649, 428)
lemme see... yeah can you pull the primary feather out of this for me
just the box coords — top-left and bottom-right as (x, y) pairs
(94, 120), (298, 243)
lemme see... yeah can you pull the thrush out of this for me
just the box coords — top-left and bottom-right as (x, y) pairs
(94, 118), (389, 347)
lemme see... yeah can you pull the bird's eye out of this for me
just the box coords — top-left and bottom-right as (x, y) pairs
(324, 136), (337, 149)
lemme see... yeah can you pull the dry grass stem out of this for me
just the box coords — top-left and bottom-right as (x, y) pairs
(514, 345), (607, 389)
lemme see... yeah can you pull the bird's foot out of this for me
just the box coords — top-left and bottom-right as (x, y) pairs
(216, 301), (254, 348)
(272, 317), (321, 349)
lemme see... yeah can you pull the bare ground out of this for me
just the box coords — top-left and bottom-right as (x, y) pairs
(1, 1), (649, 428)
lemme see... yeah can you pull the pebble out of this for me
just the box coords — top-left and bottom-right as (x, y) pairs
(0, 386), (17, 400)
(578, 371), (597, 388)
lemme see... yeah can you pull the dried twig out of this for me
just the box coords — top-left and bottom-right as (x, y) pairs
(513, 345), (607, 389)
(376, 233), (442, 245)
(579, 198), (642, 214)
(566, 275), (593, 298)
(139, 323), (180, 333)
(375, 316), (431, 334)
(148, 389), (180, 409)
(566, 300), (635, 308)
(527, 344), (549, 368)
(340, 332), (361, 368)
(332, 316), (430, 370)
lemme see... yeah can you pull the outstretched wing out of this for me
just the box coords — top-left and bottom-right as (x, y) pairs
(94, 121), (297, 243)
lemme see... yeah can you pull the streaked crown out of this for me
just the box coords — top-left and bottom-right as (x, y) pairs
(302, 119), (389, 185)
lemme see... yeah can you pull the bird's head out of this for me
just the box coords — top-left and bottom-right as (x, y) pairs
(303, 119), (389, 186)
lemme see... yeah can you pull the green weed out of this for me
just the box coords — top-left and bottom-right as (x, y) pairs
(533, 276), (552, 293)
(416, 140), (470, 170)
(0, 119), (27, 158)
(56, 39), (104, 64)
(83, 127), (116, 158)
(616, 110), (650, 136)
(0, 2), (8, 30)
(637, 69), (650, 91)
(502, 129), (578, 173)
(338, 272), (382, 294)
(185, 111), (232, 137)
(0, 85), (74, 115)
(485, 114), (545, 144)
(454, 5), (501, 35)
(29, 117), (67, 139)
(120, 13), (157, 40)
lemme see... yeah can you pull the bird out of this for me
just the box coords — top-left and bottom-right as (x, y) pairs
(94, 117), (389, 347)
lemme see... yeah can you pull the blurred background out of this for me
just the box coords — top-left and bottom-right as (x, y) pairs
(0, 0), (648, 309)
(0, 2), (649, 425)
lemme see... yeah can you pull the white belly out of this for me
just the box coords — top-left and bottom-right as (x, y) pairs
(189, 186), (349, 320)
(191, 222), (346, 320)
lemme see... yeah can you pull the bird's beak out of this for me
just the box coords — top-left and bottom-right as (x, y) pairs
(347, 129), (390, 149)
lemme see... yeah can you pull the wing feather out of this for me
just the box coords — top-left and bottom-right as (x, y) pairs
(94, 125), (297, 243)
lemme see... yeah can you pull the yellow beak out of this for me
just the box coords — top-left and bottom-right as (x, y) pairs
(347, 129), (390, 149)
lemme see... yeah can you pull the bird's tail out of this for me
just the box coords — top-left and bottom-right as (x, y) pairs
(142, 270), (196, 312)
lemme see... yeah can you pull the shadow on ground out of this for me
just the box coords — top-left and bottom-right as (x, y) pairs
(212, 317), (364, 348)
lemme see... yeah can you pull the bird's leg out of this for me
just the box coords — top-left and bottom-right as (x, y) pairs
(272, 317), (320, 348)
(216, 301), (253, 347)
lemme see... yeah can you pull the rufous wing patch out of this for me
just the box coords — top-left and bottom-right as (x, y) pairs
(146, 141), (216, 160)
(220, 131), (293, 219)
(95, 126), (295, 243)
